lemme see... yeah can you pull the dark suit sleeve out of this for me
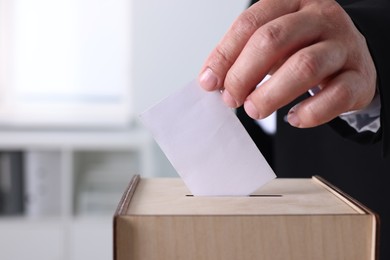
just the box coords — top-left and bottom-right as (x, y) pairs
(330, 0), (390, 156)
(248, 0), (390, 156)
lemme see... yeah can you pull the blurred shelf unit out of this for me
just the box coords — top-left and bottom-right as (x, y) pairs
(0, 128), (154, 260)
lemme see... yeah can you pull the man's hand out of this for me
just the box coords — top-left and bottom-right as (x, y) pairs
(198, 0), (376, 128)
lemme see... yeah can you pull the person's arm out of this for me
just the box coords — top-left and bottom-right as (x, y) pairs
(198, 0), (390, 155)
(331, 0), (390, 155)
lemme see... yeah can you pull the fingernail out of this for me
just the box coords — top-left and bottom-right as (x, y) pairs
(244, 100), (260, 119)
(287, 106), (300, 127)
(222, 90), (238, 108)
(199, 68), (218, 90)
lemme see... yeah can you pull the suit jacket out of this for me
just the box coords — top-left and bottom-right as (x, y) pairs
(240, 0), (390, 259)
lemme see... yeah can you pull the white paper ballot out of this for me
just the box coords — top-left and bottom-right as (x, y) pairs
(139, 80), (276, 196)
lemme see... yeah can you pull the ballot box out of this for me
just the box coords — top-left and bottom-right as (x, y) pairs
(114, 175), (378, 260)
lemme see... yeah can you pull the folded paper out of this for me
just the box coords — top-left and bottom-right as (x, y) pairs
(139, 80), (276, 196)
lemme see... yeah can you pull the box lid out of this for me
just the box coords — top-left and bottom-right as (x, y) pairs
(116, 175), (372, 216)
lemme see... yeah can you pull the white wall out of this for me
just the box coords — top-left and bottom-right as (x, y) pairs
(132, 0), (249, 115)
(131, 0), (249, 177)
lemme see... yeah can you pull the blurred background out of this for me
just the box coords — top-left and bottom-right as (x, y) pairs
(0, 0), (247, 259)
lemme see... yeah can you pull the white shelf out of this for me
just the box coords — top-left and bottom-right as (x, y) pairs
(0, 127), (155, 260)
(0, 218), (64, 260)
(0, 216), (114, 260)
(0, 128), (151, 149)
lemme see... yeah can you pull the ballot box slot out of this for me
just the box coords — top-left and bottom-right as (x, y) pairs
(184, 194), (283, 197)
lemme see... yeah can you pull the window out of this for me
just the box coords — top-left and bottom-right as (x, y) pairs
(0, 0), (132, 128)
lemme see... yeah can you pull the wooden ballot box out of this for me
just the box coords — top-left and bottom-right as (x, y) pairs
(114, 175), (378, 260)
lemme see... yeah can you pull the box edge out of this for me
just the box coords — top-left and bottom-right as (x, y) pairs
(312, 175), (380, 260)
(113, 174), (140, 260)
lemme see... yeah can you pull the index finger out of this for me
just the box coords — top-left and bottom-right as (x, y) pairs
(198, 0), (300, 91)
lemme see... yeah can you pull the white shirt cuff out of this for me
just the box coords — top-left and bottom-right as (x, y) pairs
(338, 91), (381, 133)
(309, 85), (381, 133)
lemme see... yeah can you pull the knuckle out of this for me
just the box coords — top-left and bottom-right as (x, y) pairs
(258, 87), (277, 114)
(299, 103), (322, 126)
(225, 70), (253, 105)
(318, 2), (352, 34)
(213, 44), (235, 68)
(319, 2), (344, 20)
(233, 10), (261, 39)
(256, 23), (284, 51)
(225, 69), (242, 87)
(225, 70), (245, 95)
(291, 52), (320, 80)
(335, 84), (355, 108)
(340, 80), (372, 110)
